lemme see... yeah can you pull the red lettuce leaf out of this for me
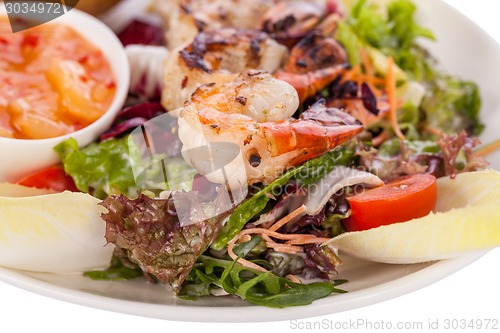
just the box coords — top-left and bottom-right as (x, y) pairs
(118, 19), (165, 47)
(100, 102), (166, 141)
(101, 193), (224, 292)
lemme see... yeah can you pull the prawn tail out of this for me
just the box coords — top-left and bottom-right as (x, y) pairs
(263, 102), (363, 159)
(274, 64), (347, 103)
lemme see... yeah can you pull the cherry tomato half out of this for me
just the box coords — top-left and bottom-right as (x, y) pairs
(17, 165), (79, 192)
(343, 173), (437, 232)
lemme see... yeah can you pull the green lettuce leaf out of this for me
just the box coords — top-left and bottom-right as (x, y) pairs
(421, 77), (483, 137)
(54, 137), (140, 199)
(337, 0), (435, 80)
(338, 0), (483, 136)
(55, 137), (196, 199)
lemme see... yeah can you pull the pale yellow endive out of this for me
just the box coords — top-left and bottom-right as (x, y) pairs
(327, 169), (500, 263)
(0, 184), (113, 273)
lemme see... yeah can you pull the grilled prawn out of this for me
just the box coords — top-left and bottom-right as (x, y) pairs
(162, 28), (288, 111)
(177, 71), (363, 186)
(274, 33), (348, 103)
(153, 0), (277, 49)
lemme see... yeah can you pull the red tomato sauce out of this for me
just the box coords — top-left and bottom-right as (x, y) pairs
(0, 18), (116, 139)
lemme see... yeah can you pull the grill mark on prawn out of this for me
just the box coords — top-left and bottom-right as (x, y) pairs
(243, 134), (253, 145)
(236, 95), (247, 105)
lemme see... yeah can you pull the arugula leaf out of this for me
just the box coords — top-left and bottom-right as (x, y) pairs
(84, 254), (142, 281)
(179, 254), (347, 308)
(232, 236), (264, 257)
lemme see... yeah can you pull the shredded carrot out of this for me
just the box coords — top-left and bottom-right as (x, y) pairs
(239, 234), (252, 243)
(357, 75), (385, 86)
(227, 233), (306, 284)
(423, 125), (443, 137)
(342, 64), (361, 82)
(238, 228), (319, 242)
(260, 234), (275, 244)
(262, 237), (303, 254)
(285, 237), (331, 245)
(386, 56), (405, 140)
(341, 64), (384, 97)
(229, 205), (334, 269)
(269, 205), (306, 232)
(267, 243), (303, 253)
(230, 226), (329, 256)
(360, 48), (375, 78)
(372, 129), (390, 147)
(285, 274), (302, 283)
(227, 235), (268, 273)
(475, 138), (500, 157)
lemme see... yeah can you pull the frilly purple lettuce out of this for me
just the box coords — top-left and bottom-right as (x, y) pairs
(101, 193), (226, 292)
(118, 19), (165, 47)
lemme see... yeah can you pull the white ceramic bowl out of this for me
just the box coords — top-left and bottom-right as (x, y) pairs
(0, 5), (129, 182)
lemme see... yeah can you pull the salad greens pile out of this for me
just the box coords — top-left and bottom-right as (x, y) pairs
(337, 0), (483, 138)
(338, 0), (435, 78)
(180, 237), (347, 308)
(212, 147), (356, 251)
(56, 0), (487, 308)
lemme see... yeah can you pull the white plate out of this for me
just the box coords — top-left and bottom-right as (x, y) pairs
(0, 0), (499, 323)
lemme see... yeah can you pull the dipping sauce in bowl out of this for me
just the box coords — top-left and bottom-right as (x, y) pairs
(0, 6), (129, 182)
(0, 18), (116, 140)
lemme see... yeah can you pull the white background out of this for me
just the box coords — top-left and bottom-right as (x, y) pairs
(1, 1), (499, 332)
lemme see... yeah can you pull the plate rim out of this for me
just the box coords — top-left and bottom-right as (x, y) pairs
(1, 0), (499, 323)
(0, 250), (488, 323)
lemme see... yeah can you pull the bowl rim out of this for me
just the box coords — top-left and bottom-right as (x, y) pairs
(0, 3), (130, 144)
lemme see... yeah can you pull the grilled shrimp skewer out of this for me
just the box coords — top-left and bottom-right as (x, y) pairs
(162, 28), (288, 110)
(274, 33), (348, 103)
(154, 0), (277, 50)
(178, 72), (363, 186)
(153, 0), (343, 50)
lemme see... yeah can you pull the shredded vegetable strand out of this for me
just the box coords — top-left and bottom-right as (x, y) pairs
(238, 228), (319, 241)
(285, 237), (331, 245)
(266, 243), (303, 253)
(230, 207), (332, 260)
(352, 74), (385, 86)
(341, 63), (383, 97)
(386, 56), (405, 140)
(260, 233), (305, 254)
(260, 234), (275, 244)
(360, 48), (375, 78)
(227, 236), (268, 273)
(269, 205), (306, 232)
(423, 125), (443, 137)
(285, 274), (302, 283)
(475, 138), (500, 157)
(342, 64), (361, 82)
(372, 129), (390, 147)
